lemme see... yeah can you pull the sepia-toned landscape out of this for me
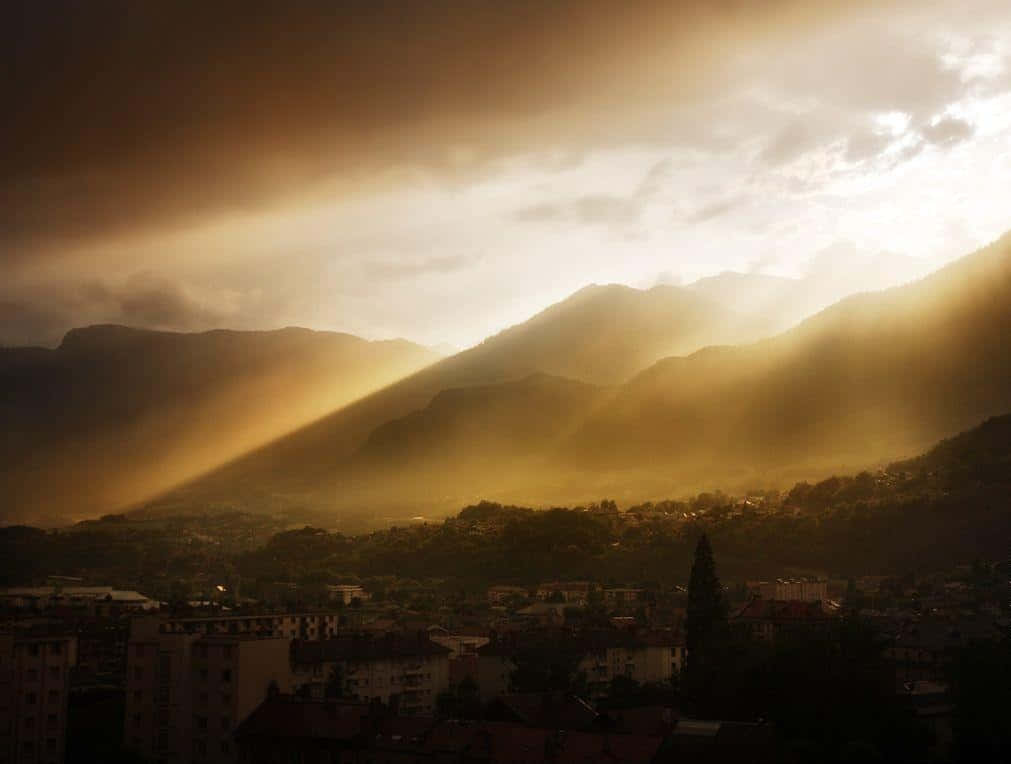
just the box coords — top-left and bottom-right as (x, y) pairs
(3, 2), (1010, 763)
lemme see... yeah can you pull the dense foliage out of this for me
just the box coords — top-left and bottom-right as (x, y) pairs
(2, 414), (1008, 595)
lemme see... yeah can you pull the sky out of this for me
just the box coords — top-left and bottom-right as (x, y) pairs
(4, 0), (1011, 349)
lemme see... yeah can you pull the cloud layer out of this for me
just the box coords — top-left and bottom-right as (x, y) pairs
(3, 0), (1011, 347)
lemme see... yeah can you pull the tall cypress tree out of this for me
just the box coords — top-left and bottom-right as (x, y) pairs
(685, 534), (727, 681)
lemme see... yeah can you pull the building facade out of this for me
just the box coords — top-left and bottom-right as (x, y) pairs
(291, 634), (450, 716)
(124, 618), (293, 764)
(0, 631), (77, 764)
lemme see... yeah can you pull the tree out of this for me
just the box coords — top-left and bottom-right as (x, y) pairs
(684, 534), (727, 706)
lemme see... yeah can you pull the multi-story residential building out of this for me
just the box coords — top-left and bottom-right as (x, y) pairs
(290, 634), (451, 716)
(157, 612), (341, 641)
(486, 585), (528, 605)
(575, 631), (684, 697)
(325, 585), (369, 606)
(731, 598), (835, 642)
(747, 579), (828, 603)
(602, 587), (645, 605)
(0, 630), (77, 764)
(426, 628), (489, 660)
(535, 582), (593, 605)
(475, 630), (684, 702)
(124, 618), (294, 764)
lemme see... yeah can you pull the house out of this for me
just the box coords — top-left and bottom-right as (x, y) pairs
(535, 581), (593, 605)
(731, 598), (835, 642)
(233, 695), (379, 764)
(486, 585), (529, 605)
(234, 699), (665, 764)
(484, 691), (598, 730)
(514, 602), (568, 628)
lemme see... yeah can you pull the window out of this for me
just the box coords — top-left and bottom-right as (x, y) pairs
(49, 666), (60, 680)
(133, 690), (142, 702)
(221, 716), (230, 730)
(135, 644), (145, 658)
(25, 692), (37, 705)
(134, 667), (143, 680)
(24, 716), (35, 730)
(194, 715), (207, 731)
(199, 669), (208, 682)
(48, 690), (60, 704)
(198, 692), (208, 705)
(49, 643), (62, 655)
(28, 644), (40, 657)
(220, 669), (231, 683)
(26, 668), (38, 682)
(220, 741), (230, 755)
(47, 714), (57, 728)
(46, 738), (57, 752)
(221, 693), (231, 706)
(221, 645), (232, 660)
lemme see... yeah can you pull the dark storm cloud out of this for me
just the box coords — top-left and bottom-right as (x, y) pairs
(2, 0), (877, 260)
(0, 274), (237, 346)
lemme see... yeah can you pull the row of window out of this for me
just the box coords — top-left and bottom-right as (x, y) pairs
(21, 642), (64, 657)
(21, 713), (60, 730)
(23, 666), (61, 681)
(192, 739), (230, 757)
(193, 714), (231, 731)
(22, 690), (61, 705)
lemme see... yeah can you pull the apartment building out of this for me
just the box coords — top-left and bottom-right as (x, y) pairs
(578, 632), (684, 697)
(0, 630), (77, 764)
(124, 619), (293, 764)
(325, 585), (369, 606)
(290, 634), (450, 716)
(476, 630), (684, 702)
(534, 581), (593, 605)
(748, 579), (828, 603)
(0, 587), (156, 616)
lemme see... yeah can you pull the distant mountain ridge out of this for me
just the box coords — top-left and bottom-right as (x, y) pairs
(6, 233), (1010, 528)
(156, 279), (776, 514)
(0, 325), (440, 524)
(154, 232), (1011, 523)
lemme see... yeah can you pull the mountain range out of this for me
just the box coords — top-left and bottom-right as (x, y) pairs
(3, 233), (1010, 527)
(0, 327), (439, 524)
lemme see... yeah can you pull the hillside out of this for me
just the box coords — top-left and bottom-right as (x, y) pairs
(155, 282), (764, 517)
(685, 250), (927, 336)
(153, 234), (1011, 523)
(563, 233), (1011, 483)
(0, 325), (439, 524)
(4, 412), (1009, 591)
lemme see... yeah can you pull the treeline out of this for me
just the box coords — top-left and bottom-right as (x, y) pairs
(3, 414), (1008, 592)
